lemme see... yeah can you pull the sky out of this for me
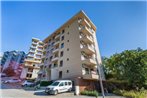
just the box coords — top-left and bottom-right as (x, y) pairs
(1, 1), (147, 57)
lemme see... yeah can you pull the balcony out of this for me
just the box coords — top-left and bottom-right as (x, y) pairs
(81, 56), (96, 65)
(38, 44), (43, 48)
(29, 49), (35, 53)
(54, 41), (60, 46)
(37, 48), (43, 52)
(52, 56), (59, 62)
(32, 42), (37, 45)
(31, 45), (36, 49)
(83, 73), (99, 80)
(53, 48), (59, 53)
(27, 54), (34, 57)
(55, 34), (60, 39)
(79, 18), (91, 28)
(80, 35), (93, 44)
(81, 44), (95, 54)
(79, 26), (93, 35)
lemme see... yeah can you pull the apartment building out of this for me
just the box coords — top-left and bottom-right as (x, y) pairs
(1, 51), (26, 77)
(38, 11), (105, 94)
(20, 38), (44, 79)
(1, 51), (26, 70)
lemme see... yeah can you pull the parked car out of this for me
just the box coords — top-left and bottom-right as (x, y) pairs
(4, 79), (21, 83)
(21, 80), (34, 87)
(45, 80), (72, 95)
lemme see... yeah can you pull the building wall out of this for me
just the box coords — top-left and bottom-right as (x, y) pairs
(21, 38), (44, 79)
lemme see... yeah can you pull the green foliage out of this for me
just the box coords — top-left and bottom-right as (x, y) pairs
(103, 48), (147, 89)
(40, 81), (53, 86)
(113, 89), (147, 98)
(80, 90), (98, 97)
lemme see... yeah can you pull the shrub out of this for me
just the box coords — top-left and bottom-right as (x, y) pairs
(113, 89), (147, 98)
(40, 81), (53, 86)
(81, 90), (98, 97)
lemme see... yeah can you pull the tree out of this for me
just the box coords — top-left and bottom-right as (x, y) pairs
(103, 48), (147, 88)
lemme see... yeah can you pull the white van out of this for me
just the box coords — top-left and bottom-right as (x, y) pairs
(45, 80), (72, 95)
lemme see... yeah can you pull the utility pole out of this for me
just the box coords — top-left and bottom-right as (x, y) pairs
(95, 58), (105, 98)
(94, 48), (105, 98)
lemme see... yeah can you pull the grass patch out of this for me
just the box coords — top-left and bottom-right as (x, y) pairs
(80, 90), (98, 97)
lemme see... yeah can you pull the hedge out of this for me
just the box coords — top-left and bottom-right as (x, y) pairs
(40, 81), (53, 86)
(81, 90), (98, 97)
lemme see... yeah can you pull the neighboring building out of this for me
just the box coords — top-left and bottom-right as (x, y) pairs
(0, 52), (3, 72)
(0, 51), (26, 77)
(1, 51), (26, 71)
(20, 38), (44, 79)
(38, 10), (105, 94)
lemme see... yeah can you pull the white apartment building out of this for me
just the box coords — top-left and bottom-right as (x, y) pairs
(20, 38), (44, 79)
(38, 10), (105, 94)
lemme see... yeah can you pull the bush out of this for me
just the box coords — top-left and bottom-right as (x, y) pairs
(81, 90), (98, 97)
(113, 89), (147, 98)
(40, 81), (53, 86)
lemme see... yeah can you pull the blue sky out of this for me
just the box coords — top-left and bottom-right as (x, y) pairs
(1, 1), (146, 57)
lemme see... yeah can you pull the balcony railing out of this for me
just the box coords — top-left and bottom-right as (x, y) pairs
(78, 18), (91, 28)
(27, 54), (34, 57)
(54, 40), (60, 46)
(81, 55), (96, 65)
(80, 34), (93, 44)
(55, 34), (60, 39)
(32, 42), (37, 45)
(52, 56), (59, 62)
(31, 45), (36, 49)
(83, 72), (98, 80)
(79, 26), (93, 35)
(81, 44), (95, 54)
(53, 48), (59, 53)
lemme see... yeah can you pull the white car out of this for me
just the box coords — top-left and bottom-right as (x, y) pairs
(4, 79), (21, 83)
(45, 80), (72, 95)
(21, 80), (34, 87)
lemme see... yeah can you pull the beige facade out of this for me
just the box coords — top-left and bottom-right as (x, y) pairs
(38, 11), (105, 82)
(20, 38), (44, 79)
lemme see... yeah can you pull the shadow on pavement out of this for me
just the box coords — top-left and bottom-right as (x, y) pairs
(1, 83), (22, 89)
(34, 90), (54, 96)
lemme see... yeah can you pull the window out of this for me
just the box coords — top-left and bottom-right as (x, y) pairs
(65, 82), (68, 86)
(50, 56), (53, 60)
(54, 63), (57, 67)
(59, 71), (62, 79)
(61, 43), (64, 48)
(61, 36), (64, 41)
(67, 58), (69, 61)
(67, 70), (69, 73)
(85, 68), (89, 74)
(59, 82), (64, 86)
(60, 60), (63, 67)
(60, 51), (64, 57)
(49, 64), (51, 68)
(62, 29), (64, 34)
(67, 48), (69, 51)
(68, 82), (71, 85)
(67, 40), (69, 42)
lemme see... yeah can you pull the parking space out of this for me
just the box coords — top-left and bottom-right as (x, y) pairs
(1, 83), (126, 98)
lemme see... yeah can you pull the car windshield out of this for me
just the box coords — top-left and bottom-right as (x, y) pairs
(50, 82), (60, 86)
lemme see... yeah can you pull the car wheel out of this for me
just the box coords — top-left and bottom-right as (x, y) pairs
(68, 88), (72, 92)
(54, 90), (58, 95)
(24, 84), (27, 87)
